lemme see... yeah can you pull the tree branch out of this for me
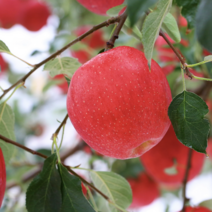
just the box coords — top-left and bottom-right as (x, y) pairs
(105, 11), (128, 50)
(0, 15), (122, 100)
(0, 134), (109, 200)
(181, 149), (193, 212)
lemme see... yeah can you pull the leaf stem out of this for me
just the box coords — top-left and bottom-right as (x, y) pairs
(181, 68), (186, 91)
(11, 53), (35, 67)
(191, 74), (212, 82)
(186, 60), (212, 68)
(53, 135), (61, 164)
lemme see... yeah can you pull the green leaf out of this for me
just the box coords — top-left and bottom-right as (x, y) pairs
(199, 199), (212, 210)
(168, 91), (209, 153)
(122, 18), (142, 41)
(196, 0), (212, 52)
(162, 13), (181, 43)
(126, 0), (159, 27)
(106, 4), (126, 16)
(142, 0), (172, 67)
(0, 40), (11, 54)
(26, 154), (62, 212)
(58, 164), (95, 212)
(164, 165), (178, 175)
(0, 103), (16, 164)
(90, 171), (132, 212)
(175, 0), (200, 29)
(43, 57), (81, 78)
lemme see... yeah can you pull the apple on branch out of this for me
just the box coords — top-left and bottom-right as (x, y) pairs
(0, 148), (6, 207)
(140, 125), (205, 188)
(182, 206), (212, 212)
(66, 46), (172, 159)
(0, 54), (8, 76)
(127, 172), (160, 209)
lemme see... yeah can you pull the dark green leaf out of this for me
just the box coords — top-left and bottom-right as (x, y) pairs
(26, 154), (62, 212)
(175, 0), (200, 29)
(0, 103), (16, 164)
(168, 91), (209, 153)
(196, 0), (212, 52)
(126, 0), (159, 27)
(58, 164), (95, 212)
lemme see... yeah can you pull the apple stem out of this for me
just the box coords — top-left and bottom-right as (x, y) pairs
(181, 149), (193, 212)
(105, 11), (128, 51)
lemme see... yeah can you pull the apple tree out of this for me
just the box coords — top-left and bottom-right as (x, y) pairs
(0, 0), (212, 212)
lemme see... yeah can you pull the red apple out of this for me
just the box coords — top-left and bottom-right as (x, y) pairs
(73, 26), (105, 49)
(0, 0), (21, 28)
(66, 46), (172, 159)
(179, 16), (187, 28)
(71, 50), (90, 64)
(0, 148), (6, 207)
(19, 1), (51, 31)
(0, 54), (7, 75)
(182, 206), (212, 212)
(128, 172), (160, 209)
(76, 0), (124, 16)
(140, 125), (205, 188)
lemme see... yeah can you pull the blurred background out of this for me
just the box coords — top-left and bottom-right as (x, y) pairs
(0, 0), (212, 211)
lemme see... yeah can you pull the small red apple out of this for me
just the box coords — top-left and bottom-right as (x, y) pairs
(0, 148), (6, 207)
(19, 1), (51, 31)
(0, 0), (21, 28)
(76, 0), (124, 16)
(140, 125), (205, 188)
(71, 50), (90, 64)
(182, 206), (212, 212)
(66, 46), (172, 159)
(128, 172), (160, 209)
(73, 26), (105, 49)
(179, 16), (187, 28)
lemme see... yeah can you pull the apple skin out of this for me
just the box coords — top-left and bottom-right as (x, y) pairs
(66, 46), (172, 159)
(140, 125), (205, 188)
(73, 26), (105, 49)
(19, 1), (51, 31)
(182, 206), (212, 212)
(0, 148), (6, 207)
(128, 172), (160, 209)
(76, 0), (124, 16)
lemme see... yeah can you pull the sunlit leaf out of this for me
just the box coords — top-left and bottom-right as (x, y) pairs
(106, 4), (126, 16)
(90, 171), (132, 212)
(0, 40), (11, 54)
(162, 13), (181, 43)
(43, 57), (81, 78)
(142, 0), (172, 67)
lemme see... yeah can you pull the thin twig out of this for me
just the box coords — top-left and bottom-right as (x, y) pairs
(0, 134), (109, 200)
(159, 30), (193, 79)
(0, 15), (122, 100)
(181, 149), (193, 212)
(105, 11), (128, 50)
(53, 114), (69, 138)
